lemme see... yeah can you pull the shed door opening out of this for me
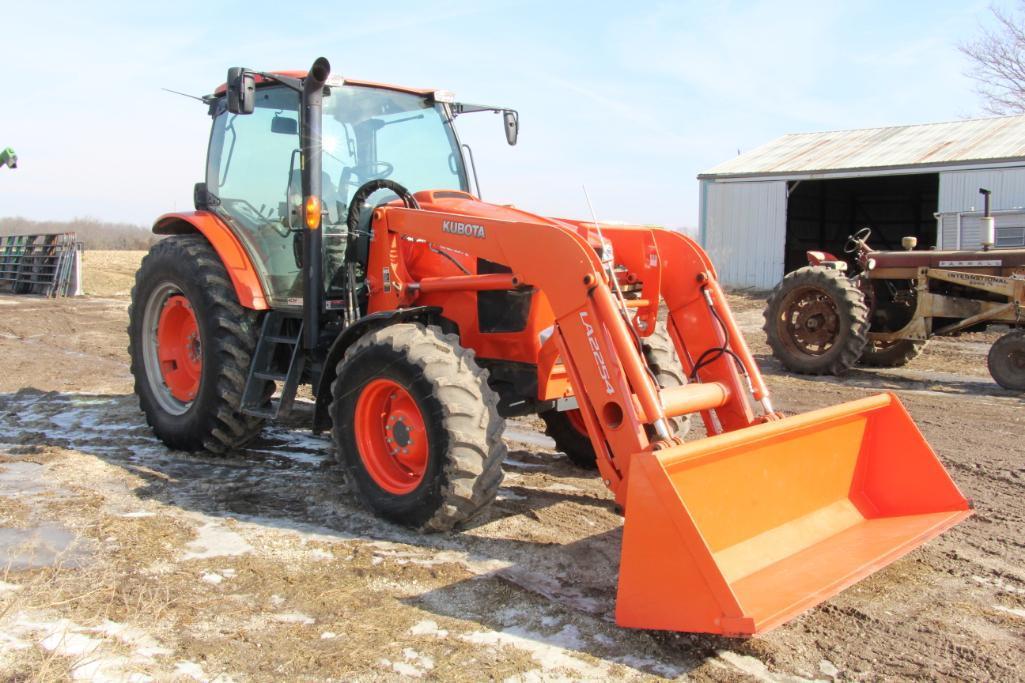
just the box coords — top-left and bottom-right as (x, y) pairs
(784, 174), (938, 272)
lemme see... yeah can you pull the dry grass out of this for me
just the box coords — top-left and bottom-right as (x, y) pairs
(81, 251), (145, 298)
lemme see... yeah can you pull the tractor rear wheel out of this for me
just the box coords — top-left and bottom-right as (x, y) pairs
(988, 329), (1025, 391)
(860, 339), (927, 367)
(539, 327), (690, 469)
(330, 323), (506, 531)
(764, 266), (869, 375)
(128, 235), (267, 453)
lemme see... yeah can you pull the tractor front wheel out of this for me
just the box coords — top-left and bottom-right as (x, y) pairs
(128, 235), (267, 453)
(331, 324), (506, 531)
(764, 266), (869, 375)
(988, 329), (1025, 391)
(539, 327), (690, 469)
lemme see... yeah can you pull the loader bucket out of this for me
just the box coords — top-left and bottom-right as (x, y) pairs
(616, 393), (971, 636)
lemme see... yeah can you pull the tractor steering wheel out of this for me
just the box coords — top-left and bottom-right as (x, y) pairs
(345, 179), (420, 244)
(844, 227), (873, 254)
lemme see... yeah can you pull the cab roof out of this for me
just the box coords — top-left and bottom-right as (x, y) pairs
(212, 70), (439, 98)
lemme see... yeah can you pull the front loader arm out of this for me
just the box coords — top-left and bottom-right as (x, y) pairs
(372, 206), (772, 500)
(371, 203), (971, 638)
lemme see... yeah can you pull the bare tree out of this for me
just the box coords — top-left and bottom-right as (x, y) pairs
(961, 3), (1025, 115)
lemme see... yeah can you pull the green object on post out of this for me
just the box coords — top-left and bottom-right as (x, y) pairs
(1, 147), (17, 169)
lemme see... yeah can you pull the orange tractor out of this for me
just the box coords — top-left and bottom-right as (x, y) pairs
(129, 58), (972, 635)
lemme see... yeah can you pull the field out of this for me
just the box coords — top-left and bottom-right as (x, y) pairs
(1, 251), (1023, 681)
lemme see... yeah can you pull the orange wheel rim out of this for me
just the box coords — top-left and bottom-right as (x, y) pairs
(156, 295), (201, 402)
(354, 379), (429, 494)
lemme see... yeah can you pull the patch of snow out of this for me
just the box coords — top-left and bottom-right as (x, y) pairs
(0, 580), (21, 593)
(614, 654), (683, 679)
(503, 457), (546, 470)
(461, 626), (607, 678)
(408, 619), (449, 638)
(272, 611), (315, 625)
(973, 575), (1025, 595)
(320, 631), (337, 639)
(403, 647), (434, 671)
(175, 660), (208, 680)
(717, 650), (812, 682)
(537, 482), (583, 494)
(994, 605), (1025, 619)
(92, 620), (172, 657)
(380, 657), (425, 678)
(221, 568), (237, 578)
(201, 572), (224, 585)
(118, 511), (156, 518)
(0, 632), (31, 650)
(182, 522), (254, 560)
(39, 620), (104, 657)
(503, 426), (556, 449)
(307, 547), (334, 561)
(70, 655), (152, 682)
(819, 659), (840, 678)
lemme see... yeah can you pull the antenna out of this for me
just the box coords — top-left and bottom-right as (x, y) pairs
(161, 87), (206, 103)
(581, 185), (629, 314)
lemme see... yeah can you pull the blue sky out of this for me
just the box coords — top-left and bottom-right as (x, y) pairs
(0, 0), (1011, 229)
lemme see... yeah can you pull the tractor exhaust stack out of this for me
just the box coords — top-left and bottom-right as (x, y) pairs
(301, 57), (331, 348)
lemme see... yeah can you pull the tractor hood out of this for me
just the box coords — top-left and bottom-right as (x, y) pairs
(411, 189), (613, 250)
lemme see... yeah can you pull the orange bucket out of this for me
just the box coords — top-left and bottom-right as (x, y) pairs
(616, 393), (971, 636)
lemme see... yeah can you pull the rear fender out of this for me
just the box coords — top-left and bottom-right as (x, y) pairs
(153, 211), (269, 310)
(806, 250), (847, 270)
(313, 306), (444, 432)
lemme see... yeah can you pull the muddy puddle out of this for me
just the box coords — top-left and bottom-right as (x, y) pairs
(0, 460), (87, 570)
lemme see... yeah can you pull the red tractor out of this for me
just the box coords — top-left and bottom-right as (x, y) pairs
(765, 209), (1025, 390)
(128, 58), (971, 635)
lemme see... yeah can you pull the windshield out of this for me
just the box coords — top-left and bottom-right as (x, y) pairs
(204, 83), (468, 307)
(321, 85), (467, 219)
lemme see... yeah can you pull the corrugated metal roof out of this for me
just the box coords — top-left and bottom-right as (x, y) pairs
(700, 115), (1025, 179)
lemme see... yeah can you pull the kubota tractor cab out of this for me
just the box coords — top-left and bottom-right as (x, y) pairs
(129, 58), (972, 636)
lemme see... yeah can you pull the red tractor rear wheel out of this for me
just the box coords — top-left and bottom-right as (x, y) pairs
(331, 323), (506, 530)
(764, 266), (869, 375)
(128, 235), (268, 453)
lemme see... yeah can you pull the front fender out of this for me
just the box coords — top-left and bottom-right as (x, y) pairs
(312, 306), (444, 433)
(154, 211), (269, 310)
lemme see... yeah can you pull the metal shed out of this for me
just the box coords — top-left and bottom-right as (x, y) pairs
(698, 115), (1025, 288)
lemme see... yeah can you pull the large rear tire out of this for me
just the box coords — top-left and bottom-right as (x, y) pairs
(330, 323), (506, 531)
(860, 339), (927, 367)
(128, 235), (267, 453)
(539, 327), (690, 469)
(988, 329), (1025, 391)
(764, 266), (869, 375)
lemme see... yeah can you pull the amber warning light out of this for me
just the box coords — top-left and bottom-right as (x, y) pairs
(305, 196), (322, 230)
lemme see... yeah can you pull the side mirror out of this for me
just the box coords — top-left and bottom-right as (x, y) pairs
(503, 110), (519, 146)
(226, 67), (255, 114)
(271, 115), (298, 135)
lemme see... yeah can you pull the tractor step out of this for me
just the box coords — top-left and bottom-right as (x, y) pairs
(241, 312), (305, 420)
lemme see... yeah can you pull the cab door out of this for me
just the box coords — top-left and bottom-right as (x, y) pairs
(206, 86), (304, 307)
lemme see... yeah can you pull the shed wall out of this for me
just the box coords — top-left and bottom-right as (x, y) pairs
(702, 181), (786, 289)
(938, 167), (1025, 213)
